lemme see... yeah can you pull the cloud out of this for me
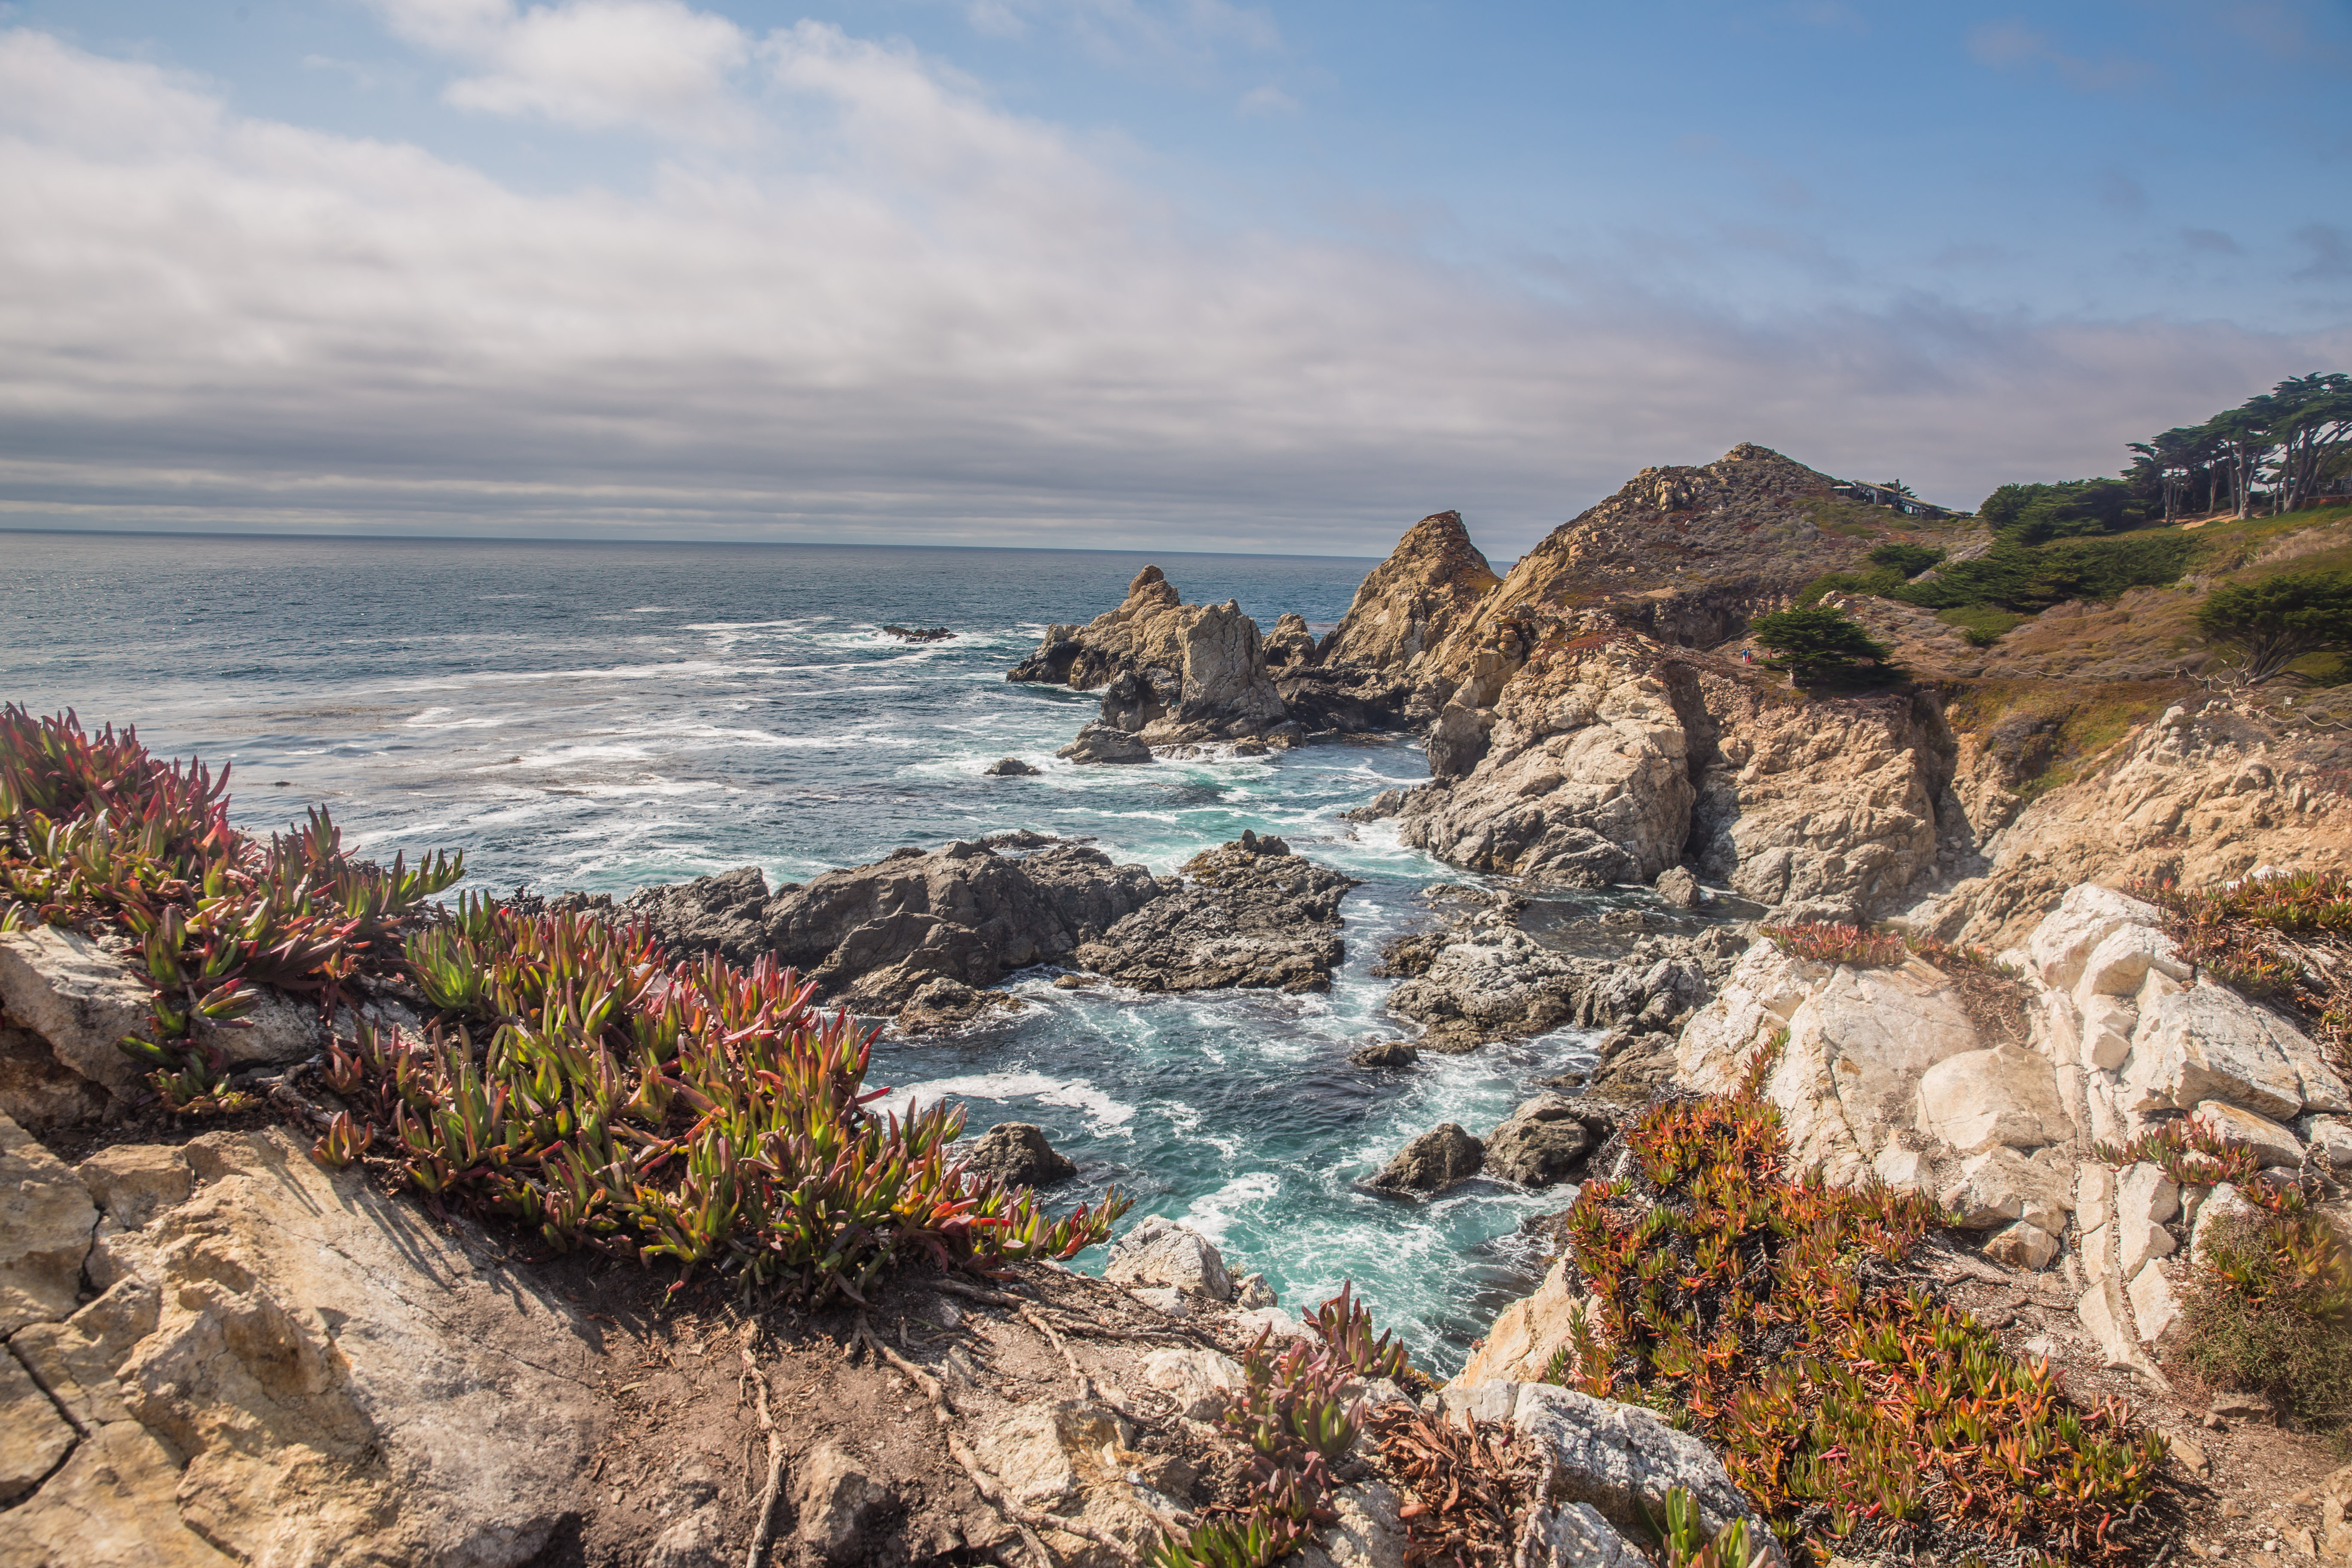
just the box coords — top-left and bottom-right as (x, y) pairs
(2181, 226), (2242, 256)
(2095, 168), (2148, 217)
(2292, 223), (2352, 281)
(1967, 19), (2159, 92)
(1235, 83), (1296, 116)
(0, 23), (2345, 554)
(369, 0), (756, 141)
(957, 0), (1279, 72)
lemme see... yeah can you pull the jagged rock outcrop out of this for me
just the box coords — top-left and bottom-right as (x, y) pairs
(1262, 612), (1320, 671)
(1360, 630), (1961, 918)
(1365, 1124), (1484, 1195)
(1905, 701), (2352, 952)
(1378, 885), (1734, 1053)
(1318, 511), (1501, 680)
(1008, 567), (1299, 752)
(628, 835), (1164, 1025)
(1482, 1094), (1604, 1188)
(1075, 835), (1358, 994)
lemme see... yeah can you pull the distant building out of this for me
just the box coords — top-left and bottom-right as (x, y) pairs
(1830, 480), (1959, 520)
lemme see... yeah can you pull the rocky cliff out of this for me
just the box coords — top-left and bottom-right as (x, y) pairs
(1317, 510), (1501, 677)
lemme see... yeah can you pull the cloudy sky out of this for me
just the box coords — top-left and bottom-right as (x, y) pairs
(1, 0), (2346, 557)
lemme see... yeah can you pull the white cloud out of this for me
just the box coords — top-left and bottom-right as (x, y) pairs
(370, 0), (756, 141)
(0, 22), (2344, 555)
(957, 0), (1279, 72)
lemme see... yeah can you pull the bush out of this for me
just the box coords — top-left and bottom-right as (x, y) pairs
(2132, 869), (2352, 1071)
(2194, 570), (2352, 686)
(2180, 1206), (2352, 1441)
(1748, 605), (1901, 686)
(1546, 1044), (2169, 1565)
(1892, 532), (2199, 616)
(1937, 604), (2028, 647)
(1978, 478), (2149, 545)
(1867, 542), (1946, 579)
(1760, 922), (1907, 967)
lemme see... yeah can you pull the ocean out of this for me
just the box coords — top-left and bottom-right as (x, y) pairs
(0, 529), (1614, 1366)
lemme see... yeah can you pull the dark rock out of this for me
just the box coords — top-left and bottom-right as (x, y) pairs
(1057, 723), (1153, 765)
(1075, 839), (1358, 994)
(881, 625), (954, 642)
(983, 756), (1041, 776)
(625, 866), (773, 965)
(960, 1123), (1078, 1188)
(624, 839), (1163, 1027)
(1349, 1041), (1420, 1069)
(1276, 667), (1410, 734)
(1367, 1124), (1484, 1195)
(1262, 612), (1320, 671)
(1484, 1094), (1600, 1188)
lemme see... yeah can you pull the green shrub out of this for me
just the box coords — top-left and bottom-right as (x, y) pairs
(1977, 478), (2149, 544)
(1749, 605), (1901, 686)
(1868, 542), (1946, 579)
(1937, 604), (2027, 647)
(2181, 1207), (2352, 1442)
(1892, 532), (2198, 616)
(2194, 569), (2352, 686)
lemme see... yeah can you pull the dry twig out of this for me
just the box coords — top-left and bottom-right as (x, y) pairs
(741, 1331), (789, 1568)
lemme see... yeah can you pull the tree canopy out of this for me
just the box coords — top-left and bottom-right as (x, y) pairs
(2195, 570), (2352, 686)
(1749, 605), (1900, 685)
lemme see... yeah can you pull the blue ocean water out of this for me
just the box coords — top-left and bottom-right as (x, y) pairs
(0, 530), (1611, 1365)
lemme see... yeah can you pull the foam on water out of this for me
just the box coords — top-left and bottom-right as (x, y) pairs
(1, 532), (1640, 1370)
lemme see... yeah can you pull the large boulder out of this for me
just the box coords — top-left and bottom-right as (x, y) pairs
(1917, 1045), (2070, 1154)
(2119, 982), (2347, 1121)
(631, 836), (1164, 1024)
(0, 925), (155, 1101)
(959, 1122), (1077, 1188)
(1680, 943), (1981, 1185)
(1366, 1124), (1484, 1195)
(1075, 837), (1357, 994)
(0, 1125), (603, 1566)
(0, 1113), (97, 1335)
(1482, 1096), (1599, 1188)
(1105, 1216), (1233, 1300)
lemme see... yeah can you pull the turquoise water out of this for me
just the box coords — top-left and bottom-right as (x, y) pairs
(0, 530), (1609, 1365)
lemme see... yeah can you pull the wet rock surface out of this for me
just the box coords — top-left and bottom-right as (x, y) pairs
(622, 835), (1165, 1026)
(1366, 1123), (1484, 1195)
(1076, 834), (1359, 995)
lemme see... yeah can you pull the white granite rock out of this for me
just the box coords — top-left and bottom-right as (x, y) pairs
(2192, 1100), (2306, 1170)
(1918, 1045), (2068, 1153)
(1104, 1215), (1233, 1300)
(2025, 885), (2162, 992)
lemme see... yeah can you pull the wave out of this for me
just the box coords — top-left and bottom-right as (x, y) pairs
(883, 1070), (1138, 1134)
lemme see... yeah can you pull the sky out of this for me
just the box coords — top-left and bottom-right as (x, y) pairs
(0, 1), (2346, 558)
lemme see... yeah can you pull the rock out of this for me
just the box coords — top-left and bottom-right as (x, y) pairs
(2190, 1182), (2260, 1264)
(643, 1507), (728, 1568)
(1057, 722), (1154, 765)
(1295, 1480), (1409, 1568)
(1105, 1216), (1233, 1300)
(101, 1127), (601, 1565)
(75, 1144), (190, 1231)
(983, 756), (1041, 776)
(1008, 567), (1294, 748)
(2024, 885), (2165, 992)
(1872, 1144), (1930, 1191)
(2192, 1100), (2307, 1170)
(959, 1123), (1077, 1188)
(2076, 1274), (2164, 1380)
(0, 1350), (76, 1501)
(2073, 923), (2188, 1001)
(971, 1401), (1161, 1563)
(1983, 1221), (2061, 1271)
(1366, 1124), (1483, 1195)
(1450, 1258), (1589, 1388)
(2128, 1260), (2183, 1343)
(0, 1113), (98, 1335)
(0, 925), (153, 1100)
(1652, 866), (1700, 909)
(1319, 511), (1501, 676)
(1075, 840), (1357, 995)
(796, 1442), (897, 1561)
(1940, 1146), (2072, 1232)
(2121, 983), (2348, 1121)
(1390, 901), (1715, 1052)
(2116, 1162), (2181, 1278)
(881, 624), (953, 641)
(10, 1274), (156, 1430)
(625, 838), (1163, 1022)
(1233, 1273), (1278, 1309)
(1917, 1045), (2067, 1154)
(2208, 1389), (2272, 1420)
(0, 1013), (110, 1128)
(2078, 993), (2137, 1072)
(1126, 1286), (1188, 1318)
(893, 975), (1020, 1034)
(1483, 1095), (1599, 1188)
(1524, 1501), (1646, 1568)
(1139, 1348), (1246, 1421)
(2310, 1116), (2352, 1168)
(0, 1419), (233, 1566)
(1348, 1041), (1419, 1069)
(1441, 1381), (1784, 1563)
(1682, 943), (1981, 1185)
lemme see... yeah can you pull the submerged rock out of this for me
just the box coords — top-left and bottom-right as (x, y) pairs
(960, 1122), (1078, 1188)
(1077, 838), (1358, 994)
(1348, 1040), (1420, 1069)
(1366, 1123), (1483, 1195)
(881, 624), (953, 642)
